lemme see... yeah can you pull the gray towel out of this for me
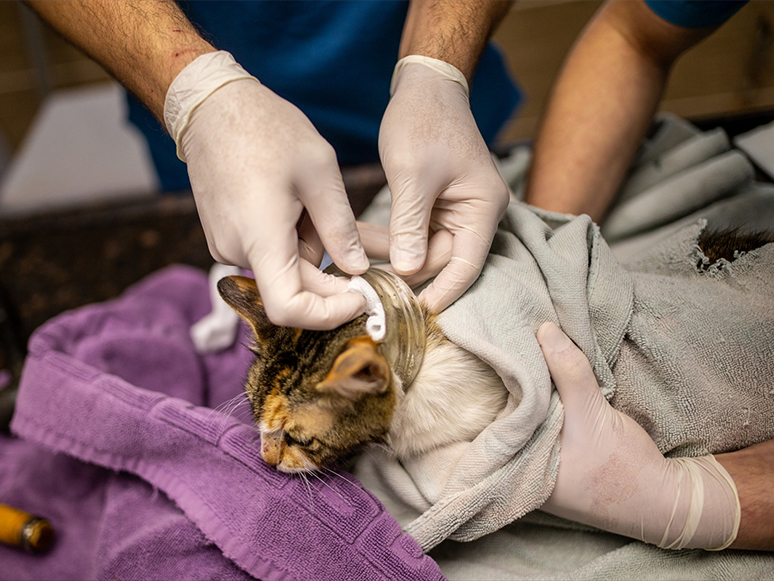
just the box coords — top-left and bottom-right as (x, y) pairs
(354, 116), (774, 578)
(603, 151), (754, 241)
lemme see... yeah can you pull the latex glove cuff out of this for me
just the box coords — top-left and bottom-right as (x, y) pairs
(664, 455), (740, 551)
(164, 51), (260, 161)
(389, 55), (469, 97)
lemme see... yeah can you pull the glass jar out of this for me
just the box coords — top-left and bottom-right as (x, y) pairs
(326, 265), (426, 389)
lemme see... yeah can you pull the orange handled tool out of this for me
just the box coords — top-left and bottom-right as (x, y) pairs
(0, 503), (54, 553)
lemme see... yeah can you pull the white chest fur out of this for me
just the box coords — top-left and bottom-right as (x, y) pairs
(388, 338), (509, 460)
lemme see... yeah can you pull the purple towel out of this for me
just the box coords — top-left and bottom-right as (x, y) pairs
(2, 265), (443, 581)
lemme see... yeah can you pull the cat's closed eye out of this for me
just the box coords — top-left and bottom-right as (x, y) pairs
(284, 433), (314, 448)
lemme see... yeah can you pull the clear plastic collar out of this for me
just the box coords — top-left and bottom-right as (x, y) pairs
(327, 265), (426, 390)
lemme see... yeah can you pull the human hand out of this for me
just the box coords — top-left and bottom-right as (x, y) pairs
(537, 322), (740, 550)
(379, 56), (510, 313)
(165, 52), (368, 330)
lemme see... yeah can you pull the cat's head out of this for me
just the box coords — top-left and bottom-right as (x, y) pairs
(218, 275), (398, 473)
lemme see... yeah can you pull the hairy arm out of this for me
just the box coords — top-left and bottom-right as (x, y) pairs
(715, 439), (774, 550)
(26, 1), (215, 122)
(399, 0), (512, 81)
(524, 0), (714, 221)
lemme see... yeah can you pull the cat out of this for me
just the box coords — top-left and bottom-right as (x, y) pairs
(217, 275), (508, 474)
(696, 228), (774, 268)
(217, 228), (773, 474)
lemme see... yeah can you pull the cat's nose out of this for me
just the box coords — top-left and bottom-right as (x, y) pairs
(261, 437), (280, 466)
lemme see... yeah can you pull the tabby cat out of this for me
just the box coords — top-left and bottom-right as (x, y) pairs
(217, 228), (773, 474)
(217, 275), (507, 473)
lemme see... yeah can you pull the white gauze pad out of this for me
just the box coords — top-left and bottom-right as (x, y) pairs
(348, 276), (386, 342)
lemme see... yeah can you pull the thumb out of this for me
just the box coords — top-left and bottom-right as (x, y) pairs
(537, 322), (607, 418)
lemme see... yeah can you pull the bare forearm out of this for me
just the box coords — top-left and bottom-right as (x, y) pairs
(525, 0), (710, 222)
(399, 0), (511, 82)
(715, 439), (774, 550)
(27, 1), (214, 121)
(525, 2), (665, 221)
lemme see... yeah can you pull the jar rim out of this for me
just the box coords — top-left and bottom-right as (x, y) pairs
(325, 265), (427, 389)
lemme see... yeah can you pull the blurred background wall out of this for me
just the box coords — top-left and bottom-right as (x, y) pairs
(1, 1), (773, 164)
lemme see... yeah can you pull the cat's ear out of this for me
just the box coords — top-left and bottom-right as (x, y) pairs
(217, 275), (274, 340)
(316, 336), (390, 400)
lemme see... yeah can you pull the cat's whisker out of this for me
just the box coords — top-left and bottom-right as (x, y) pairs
(224, 397), (249, 414)
(215, 393), (245, 412)
(205, 393), (249, 423)
(309, 470), (347, 502)
(322, 466), (357, 487)
(218, 395), (252, 422)
(224, 400), (251, 419)
(298, 472), (315, 513)
(361, 446), (382, 466)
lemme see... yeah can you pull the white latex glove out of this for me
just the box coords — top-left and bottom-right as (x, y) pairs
(537, 322), (740, 550)
(165, 51), (368, 330)
(379, 56), (510, 313)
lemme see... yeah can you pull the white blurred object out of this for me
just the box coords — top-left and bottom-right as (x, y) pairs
(0, 83), (158, 215)
(191, 263), (242, 354)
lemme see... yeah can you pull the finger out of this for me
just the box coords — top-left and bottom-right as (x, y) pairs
(418, 227), (489, 313)
(537, 322), (605, 413)
(388, 179), (436, 275)
(296, 162), (369, 275)
(400, 228), (452, 288)
(246, 226), (363, 330)
(257, 275), (366, 330)
(299, 260), (352, 296)
(298, 212), (324, 266)
(355, 223), (451, 289)
(356, 222), (390, 261)
(279, 290), (366, 330)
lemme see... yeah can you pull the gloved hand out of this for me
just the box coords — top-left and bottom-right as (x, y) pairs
(379, 56), (510, 313)
(537, 322), (740, 550)
(165, 51), (368, 330)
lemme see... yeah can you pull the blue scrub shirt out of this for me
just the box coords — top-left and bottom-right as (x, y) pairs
(127, 1), (522, 192)
(644, 0), (748, 28)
